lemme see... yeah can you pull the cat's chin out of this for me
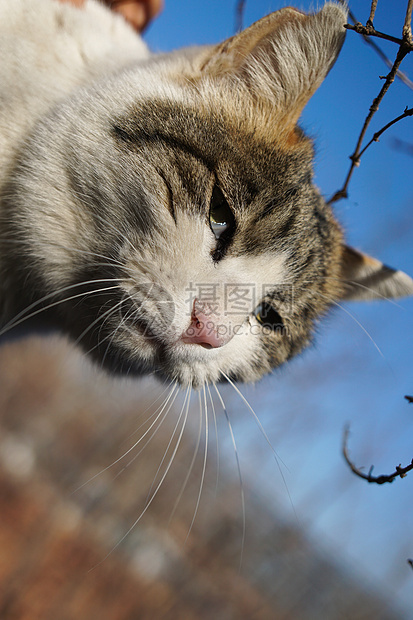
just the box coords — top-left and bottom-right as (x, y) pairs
(93, 336), (260, 388)
(152, 336), (268, 389)
(157, 358), (229, 390)
(87, 343), (221, 388)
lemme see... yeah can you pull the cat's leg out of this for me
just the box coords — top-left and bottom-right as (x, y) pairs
(58, 0), (84, 5)
(109, 0), (163, 32)
(57, 0), (163, 32)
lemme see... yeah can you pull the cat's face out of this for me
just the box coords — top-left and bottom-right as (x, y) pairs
(101, 101), (344, 387)
(3, 4), (412, 387)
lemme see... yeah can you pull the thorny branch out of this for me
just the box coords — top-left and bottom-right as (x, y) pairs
(342, 425), (413, 485)
(329, 1), (413, 205)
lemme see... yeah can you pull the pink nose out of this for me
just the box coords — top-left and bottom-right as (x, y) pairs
(181, 302), (232, 349)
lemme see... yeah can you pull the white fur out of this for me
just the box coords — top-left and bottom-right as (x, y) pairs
(5, 1), (408, 388)
(0, 0), (148, 190)
(0, 0), (348, 387)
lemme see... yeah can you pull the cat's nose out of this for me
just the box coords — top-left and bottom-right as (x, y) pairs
(180, 300), (233, 349)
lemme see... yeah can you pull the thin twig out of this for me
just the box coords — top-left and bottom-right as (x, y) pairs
(329, 2), (413, 204)
(357, 106), (413, 159)
(344, 22), (406, 46)
(362, 36), (413, 89)
(403, 0), (413, 43)
(329, 44), (412, 204)
(342, 426), (413, 485)
(235, 0), (246, 33)
(341, 4), (413, 90)
(368, 0), (378, 27)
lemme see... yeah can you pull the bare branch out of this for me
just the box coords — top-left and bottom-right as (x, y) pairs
(403, 0), (413, 43)
(328, 1), (413, 204)
(360, 35), (413, 89)
(349, 0), (413, 46)
(329, 42), (412, 204)
(342, 5), (413, 90)
(368, 0), (379, 27)
(235, 0), (246, 33)
(357, 106), (413, 159)
(344, 22), (406, 46)
(343, 426), (413, 485)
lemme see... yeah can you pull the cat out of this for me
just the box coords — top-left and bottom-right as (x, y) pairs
(0, 0), (412, 389)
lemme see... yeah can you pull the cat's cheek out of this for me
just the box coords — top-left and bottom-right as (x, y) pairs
(115, 326), (158, 370)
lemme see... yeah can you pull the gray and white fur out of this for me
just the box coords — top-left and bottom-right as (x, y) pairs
(1, 0), (412, 388)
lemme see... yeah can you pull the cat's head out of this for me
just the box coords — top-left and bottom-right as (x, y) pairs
(4, 3), (413, 387)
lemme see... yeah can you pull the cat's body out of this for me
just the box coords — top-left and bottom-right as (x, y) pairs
(1, 0), (412, 388)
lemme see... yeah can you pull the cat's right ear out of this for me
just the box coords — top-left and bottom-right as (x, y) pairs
(339, 246), (413, 301)
(196, 3), (347, 129)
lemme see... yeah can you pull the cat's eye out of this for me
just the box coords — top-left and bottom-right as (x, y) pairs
(254, 303), (284, 330)
(209, 186), (234, 240)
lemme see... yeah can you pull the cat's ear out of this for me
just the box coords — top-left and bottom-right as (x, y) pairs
(198, 3), (347, 126)
(339, 246), (413, 301)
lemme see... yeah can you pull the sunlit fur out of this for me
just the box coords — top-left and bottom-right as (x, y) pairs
(1, 0), (412, 388)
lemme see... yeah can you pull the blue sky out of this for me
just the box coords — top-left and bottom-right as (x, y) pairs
(144, 1), (413, 611)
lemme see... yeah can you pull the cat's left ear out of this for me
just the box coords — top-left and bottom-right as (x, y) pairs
(197, 3), (347, 127)
(339, 245), (413, 301)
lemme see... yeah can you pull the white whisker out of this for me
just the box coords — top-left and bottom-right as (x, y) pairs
(206, 384), (220, 499)
(143, 386), (191, 507)
(168, 387), (202, 526)
(91, 385), (191, 568)
(73, 383), (179, 494)
(0, 279), (121, 337)
(184, 386), (208, 543)
(320, 275), (404, 308)
(0, 235), (124, 269)
(213, 383), (245, 571)
(112, 383), (180, 480)
(73, 294), (127, 349)
(221, 374), (286, 468)
(100, 299), (135, 368)
(221, 372), (298, 523)
(316, 291), (385, 359)
(123, 383), (175, 442)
